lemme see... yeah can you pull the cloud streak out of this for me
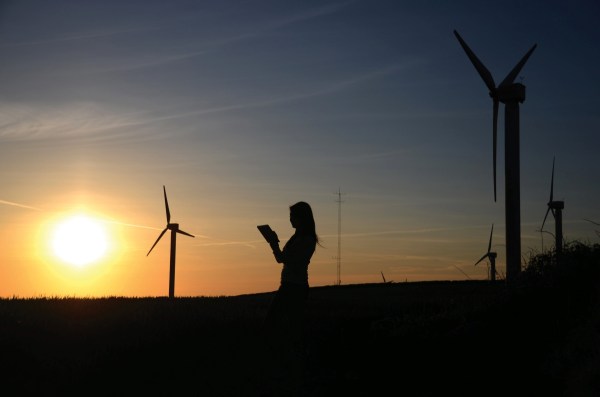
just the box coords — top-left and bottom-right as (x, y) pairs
(320, 223), (496, 241)
(122, 62), (414, 121)
(0, 60), (411, 144)
(193, 240), (259, 249)
(0, 199), (42, 211)
(0, 102), (157, 143)
(49, 1), (358, 75)
(0, 24), (160, 48)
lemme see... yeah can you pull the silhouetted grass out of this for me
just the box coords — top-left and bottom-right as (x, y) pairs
(0, 244), (598, 396)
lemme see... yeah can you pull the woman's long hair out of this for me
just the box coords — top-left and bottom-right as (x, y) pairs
(290, 201), (322, 246)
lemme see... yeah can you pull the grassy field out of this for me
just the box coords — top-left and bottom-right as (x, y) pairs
(1, 245), (599, 396)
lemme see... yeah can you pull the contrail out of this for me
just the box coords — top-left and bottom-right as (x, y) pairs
(194, 240), (258, 249)
(100, 218), (209, 239)
(99, 218), (163, 231)
(0, 199), (42, 211)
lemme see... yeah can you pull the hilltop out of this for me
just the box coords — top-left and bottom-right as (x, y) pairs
(0, 243), (598, 396)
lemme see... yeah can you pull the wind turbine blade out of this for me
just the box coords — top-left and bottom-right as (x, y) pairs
(493, 98), (498, 202)
(147, 228), (168, 256)
(163, 185), (171, 224)
(177, 229), (195, 238)
(541, 207), (551, 231)
(498, 43), (537, 88)
(487, 224), (494, 253)
(453, 30), (496, 93)
(474, 253), (488, 266)
(549, 156), (555, 202)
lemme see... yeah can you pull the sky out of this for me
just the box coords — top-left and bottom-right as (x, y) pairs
(0, 0), (599, 298)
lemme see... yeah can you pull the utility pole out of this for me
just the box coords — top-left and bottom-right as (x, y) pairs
(334, 188), (344, 286)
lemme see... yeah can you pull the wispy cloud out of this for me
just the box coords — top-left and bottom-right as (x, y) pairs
(0, 199), (42, 211)
(265, 1), (357, 29)
(0, 60), (411, 143)
(320, 224), (494, 241)
(99, 219), (162, 232)
(350, 251), (463, 264)
(175, 1), (358, 51)
(128, 62), (414, 119)
(55, 1), (358, 74)
(0, 25), (160, 48)
(194, 239), (259, 249)
(0, 102), (156, 143)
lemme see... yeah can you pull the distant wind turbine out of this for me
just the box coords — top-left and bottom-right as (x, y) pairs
(541, 156), (564, 258)
(474, 224), (498, 282)
(536, 228), (555, 253)
(380, 271), (393, 284)
(454, 29), (537, 284)
(147, 185), (194, 298)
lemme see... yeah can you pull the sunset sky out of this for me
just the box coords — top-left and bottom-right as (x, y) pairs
(1, 0), (599, 297)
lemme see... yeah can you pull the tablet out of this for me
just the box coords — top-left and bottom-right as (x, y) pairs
(257, 224), (278, 243)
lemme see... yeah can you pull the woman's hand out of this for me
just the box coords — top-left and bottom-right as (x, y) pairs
(268, 230), (279, 244)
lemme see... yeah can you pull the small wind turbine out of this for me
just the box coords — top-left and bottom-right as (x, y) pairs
(147, 185), (194, 298)
(454, 30), (537, 284)
(541, 156), (564, 257)
(380, 271), (393, 284)
(475, 224), (498, 282)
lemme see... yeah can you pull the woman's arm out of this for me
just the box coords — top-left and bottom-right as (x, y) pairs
(270, 241), (283, 263)
(271, 235), (315, 265)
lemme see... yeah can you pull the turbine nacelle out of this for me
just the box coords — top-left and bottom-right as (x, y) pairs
(548, 201), (564, 210)
(167, 222), (194, 234)
(496, 83), (526, 103)
(474, 251), (497, 266)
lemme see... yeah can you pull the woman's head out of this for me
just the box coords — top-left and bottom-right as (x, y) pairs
(289, 201), (320, 244)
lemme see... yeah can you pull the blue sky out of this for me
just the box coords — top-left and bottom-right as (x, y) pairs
(0, 0), (599, 297)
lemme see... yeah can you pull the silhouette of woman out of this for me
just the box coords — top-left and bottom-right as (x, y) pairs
(262, 201), (320, 391)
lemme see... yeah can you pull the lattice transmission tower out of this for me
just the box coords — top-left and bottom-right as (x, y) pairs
(334, 188), (345, 286)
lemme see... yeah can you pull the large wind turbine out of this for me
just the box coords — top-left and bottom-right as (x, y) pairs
(147, 185), (194, 298)
(475, 224), (498, 282)
(454, 30), (537, 284)
(541, 156), (564, 258)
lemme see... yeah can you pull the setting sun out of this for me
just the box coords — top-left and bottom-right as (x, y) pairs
(51, 215), (109, 267)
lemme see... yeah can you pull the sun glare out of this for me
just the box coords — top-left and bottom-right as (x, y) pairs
(51, 215), (109, 267)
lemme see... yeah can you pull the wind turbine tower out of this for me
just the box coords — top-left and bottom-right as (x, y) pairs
(147, 185), (195, 298)
(475, 224), (498, 282)
(541, 156), (564, 258)
(454, 30), (537, 284)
